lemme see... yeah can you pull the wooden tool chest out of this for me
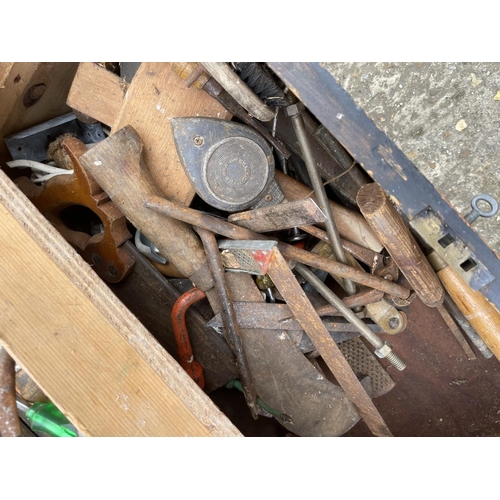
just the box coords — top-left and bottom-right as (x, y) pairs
(1, 62), (500, 438)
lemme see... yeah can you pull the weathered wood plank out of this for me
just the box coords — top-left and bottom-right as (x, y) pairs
(0, 63), (78, 166)
(0, 168), (241, 437)
(67, 62), (127, 127)
(111, 62), (231, 205)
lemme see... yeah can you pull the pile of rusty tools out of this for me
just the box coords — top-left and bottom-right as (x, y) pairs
(3, 62), (500, 438)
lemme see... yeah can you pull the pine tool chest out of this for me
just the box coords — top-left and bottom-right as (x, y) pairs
(1, 62), (499, 437)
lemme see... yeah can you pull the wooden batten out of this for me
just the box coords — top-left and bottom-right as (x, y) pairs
(0, 169), (241, 437)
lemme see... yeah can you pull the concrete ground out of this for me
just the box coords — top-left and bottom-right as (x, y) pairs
(323, 62), (500, 255)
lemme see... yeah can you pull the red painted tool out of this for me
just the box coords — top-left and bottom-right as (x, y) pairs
(171, 287), (206, 389)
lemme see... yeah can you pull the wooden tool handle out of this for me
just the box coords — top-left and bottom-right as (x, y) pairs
(275, 170), (383, 252)
(80, 125), (214, 291)
(437, 265), (500, 360)
(357, 183), (444, 307)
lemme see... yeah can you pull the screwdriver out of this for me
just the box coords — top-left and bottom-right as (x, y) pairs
(16, 397), (77, 437)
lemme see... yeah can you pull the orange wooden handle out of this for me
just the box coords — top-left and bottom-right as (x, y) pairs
(438, 265), (500, 360)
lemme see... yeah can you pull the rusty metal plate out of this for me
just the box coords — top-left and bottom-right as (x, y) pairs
(339, 338), (396, 399)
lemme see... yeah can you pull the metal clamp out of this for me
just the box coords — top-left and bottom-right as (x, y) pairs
(465, 194), (499, 224)
(134, 230), (167, 264)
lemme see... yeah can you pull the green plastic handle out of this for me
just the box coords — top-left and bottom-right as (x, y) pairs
(25, 402), (77, 437)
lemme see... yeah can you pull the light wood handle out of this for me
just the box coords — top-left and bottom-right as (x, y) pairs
(357, 183), (444, 307)
(275, 170), (383, 253)
(437, 265), (500, 360)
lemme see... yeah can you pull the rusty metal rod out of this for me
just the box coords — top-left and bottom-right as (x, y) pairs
(0, 346), (20, 437)
(195, 228), (259, 419)
(266, 249), (393, 437)
(299, 225), (383, 270)
(287, 106), (357, 297)
(316, 289), (384, 316)
(436, 304), (477, 360)
(144, 195), (411, 300)
(442, 293), (493, 359)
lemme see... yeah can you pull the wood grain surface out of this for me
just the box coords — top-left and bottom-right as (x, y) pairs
(357, 182), (444, 307)
(0, 168), (241, 437)
(438, 265), (500, 361)
(67, 62), (127, 127)
(111, 62), (230, 205)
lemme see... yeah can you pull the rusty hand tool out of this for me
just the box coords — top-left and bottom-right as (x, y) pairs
(15, 136), (135, 283)
(316, 289), (384, 314)
(216, 241), (392, 436)
(287, 102), (357, 297)
(0, 346), (20, 437)
(435, 304), (477, 360)
(228, 198), (327, 233)
(221, 273), (362, 436)
(299, 224), (385, 272)
(75, 123), (356, 433)
(120, 241), (238, 392)
(263, 246), (393, 437)
(275, 170), (383, 252)
(206, 301), (384, 334)
(79, 126), (214, 291)
(357, 183), (444, 308)
(309, 239), (406, 335)
(172, 287), (207, 389)
(195, 228), (259, 419)
(143, 195), (412, 299)
(294, 263), (406, 371)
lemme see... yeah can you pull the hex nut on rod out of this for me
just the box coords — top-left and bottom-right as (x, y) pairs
(295, 263), (406, 371)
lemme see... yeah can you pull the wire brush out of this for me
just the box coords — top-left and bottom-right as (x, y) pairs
(232, 63), (295, 107)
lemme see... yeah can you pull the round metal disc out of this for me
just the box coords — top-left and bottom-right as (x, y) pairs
(203, 137), (270, 208)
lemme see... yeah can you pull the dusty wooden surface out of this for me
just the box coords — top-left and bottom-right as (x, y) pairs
(0, 168), (241, 437)
(0, 62), (78, 165)
(67, 62), (127, 127)
(111, 62), (230, 205)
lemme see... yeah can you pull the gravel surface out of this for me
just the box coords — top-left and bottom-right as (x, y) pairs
(323, 62), (500, 254)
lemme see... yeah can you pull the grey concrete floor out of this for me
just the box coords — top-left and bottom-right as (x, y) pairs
(323, 62), (500, 255)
